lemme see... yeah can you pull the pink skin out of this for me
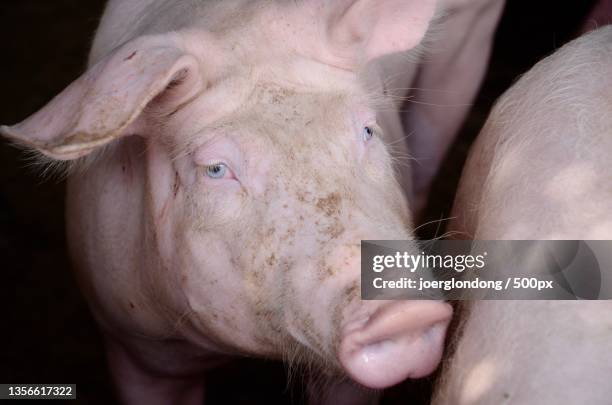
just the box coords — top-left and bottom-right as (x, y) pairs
(0, 0), (500, 403)
(435, 26), (612, 405)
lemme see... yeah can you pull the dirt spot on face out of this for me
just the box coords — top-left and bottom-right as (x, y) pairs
(343, 281), (360, 304)
(247, 268), (265, 288)
(324, 222), (345, 239)
(264, 227), (276, 239)
(296, 191), (308, 203)
(317, 265), (336, 280)
(280, 227), (296, 242)
(266, 253), (277, 266)
(173, 171), (180, 197)
(270, 89), (287, 104)
(316, 193), (342, 217)
(128, 301), (135, 309)
(254, 307), (275, 320)
(279, 258), (294, 273)
(316, 257), (337, 281)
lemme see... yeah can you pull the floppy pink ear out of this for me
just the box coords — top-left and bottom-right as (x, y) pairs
(0, 34), (202, 160)
(325, 0), (437, 64)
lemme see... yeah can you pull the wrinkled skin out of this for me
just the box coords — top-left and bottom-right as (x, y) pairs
(0, 0), (503, 404)
(436, 26), (612, 405)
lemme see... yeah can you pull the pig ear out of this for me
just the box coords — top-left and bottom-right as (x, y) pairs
(0, 35), (202, 160)
(325, 0), (437, 64)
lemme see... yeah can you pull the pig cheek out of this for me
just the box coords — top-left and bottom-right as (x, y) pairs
(360, 153), (412, 230)
(176, 232), (269, 352)
(199, 197), (296, 352)
(238, 245), (294, 352)
(232, 194), (326, 348)
(277, 194), (351, 345)
(182, 181), (247, 232)
(173, 190), (265, 346)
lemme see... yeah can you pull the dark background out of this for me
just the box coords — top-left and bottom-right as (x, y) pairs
(0, 1), (600, 404)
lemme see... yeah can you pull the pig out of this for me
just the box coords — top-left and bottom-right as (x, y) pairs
(0, 0), (503, 403)
(435, 26), (612, 404)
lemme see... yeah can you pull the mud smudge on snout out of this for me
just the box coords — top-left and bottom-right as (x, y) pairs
(316, 192), (341, 217)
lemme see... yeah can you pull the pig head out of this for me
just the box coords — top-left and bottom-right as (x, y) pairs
(1, 0), (452, 389)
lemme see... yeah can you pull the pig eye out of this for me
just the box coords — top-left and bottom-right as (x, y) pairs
(362, 126), (374, 142)
(205, 163), (228, 179)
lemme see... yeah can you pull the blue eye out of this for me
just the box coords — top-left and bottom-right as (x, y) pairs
(362, 126), (374, 142)
(205, 163), (227, 179)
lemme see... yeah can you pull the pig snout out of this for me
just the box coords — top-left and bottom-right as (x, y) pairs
(285, 239), (453, 389)
(338, 300), (453, 388)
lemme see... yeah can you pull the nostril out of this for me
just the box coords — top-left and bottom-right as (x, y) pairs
(339, 301), (452, 389)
